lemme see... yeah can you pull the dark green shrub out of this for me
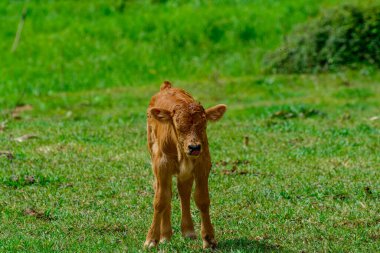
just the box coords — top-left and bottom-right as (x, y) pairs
(265, 5), (380, 73)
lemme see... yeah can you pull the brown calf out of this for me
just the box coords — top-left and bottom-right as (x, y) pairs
(144, 81), (227, 249)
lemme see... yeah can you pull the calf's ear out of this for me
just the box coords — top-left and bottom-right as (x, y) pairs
(206, 104), (227, 122)
(149, 107), (172, 122)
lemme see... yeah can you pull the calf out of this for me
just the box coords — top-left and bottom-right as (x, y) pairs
(144, 81), (227, 249)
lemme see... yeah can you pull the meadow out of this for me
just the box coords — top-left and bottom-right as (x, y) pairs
(1, 0), (379, 252)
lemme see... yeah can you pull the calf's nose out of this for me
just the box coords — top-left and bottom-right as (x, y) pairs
(188, 144), (201, 151)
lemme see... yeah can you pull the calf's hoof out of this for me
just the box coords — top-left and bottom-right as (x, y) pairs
(143, 239), (158, 249)
(203, 235), (217, 250)
(183, 230), (197, 240)
(160, 229), (173, 243)
(159, 236), (171, 243)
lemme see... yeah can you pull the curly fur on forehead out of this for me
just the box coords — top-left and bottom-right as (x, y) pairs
(187, 102), (205, 115)
(173, 102), (206, 126)
(172, 101), (205, 116)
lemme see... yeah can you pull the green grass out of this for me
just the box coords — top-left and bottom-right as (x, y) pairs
(1, 0), (380, 252)
(1, 71), (379, 252)
(0, 0), (369, 107)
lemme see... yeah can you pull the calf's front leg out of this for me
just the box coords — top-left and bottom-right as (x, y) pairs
(194, 171), (217, 249)
(144, 168), (172, 248)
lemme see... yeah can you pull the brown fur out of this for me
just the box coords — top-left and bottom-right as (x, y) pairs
(144, 81), (227, 249)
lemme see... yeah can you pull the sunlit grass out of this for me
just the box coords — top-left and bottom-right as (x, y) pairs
(0, 0), (371, 107)
(1, 71), (379, 252)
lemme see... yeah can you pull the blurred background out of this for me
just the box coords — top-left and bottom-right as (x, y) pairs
(1, 0), (378, 105)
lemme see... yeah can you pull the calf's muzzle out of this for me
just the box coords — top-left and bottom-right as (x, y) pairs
(188, 144), (201, 156)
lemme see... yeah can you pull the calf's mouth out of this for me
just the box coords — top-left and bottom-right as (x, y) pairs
(189, 150), (201, 156)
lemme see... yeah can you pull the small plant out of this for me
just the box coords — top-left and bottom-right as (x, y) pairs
(265, 5), (380, 73)
(2, 174), (62, 188)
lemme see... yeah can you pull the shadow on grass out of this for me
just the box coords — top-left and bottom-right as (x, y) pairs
(217, 237), (290, 253)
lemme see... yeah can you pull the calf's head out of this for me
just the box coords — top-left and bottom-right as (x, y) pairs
(150, 103), (226, 157)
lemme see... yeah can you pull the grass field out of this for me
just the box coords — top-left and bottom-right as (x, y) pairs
(1, 0), (380, 252)
(0, 0), (369, 107)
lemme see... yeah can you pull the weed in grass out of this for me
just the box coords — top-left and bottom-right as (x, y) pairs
(2, 173), (63, 188)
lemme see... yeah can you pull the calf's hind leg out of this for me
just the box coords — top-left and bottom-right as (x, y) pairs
(178, 176), (196, 239)
(160, 186), (173, 242)
(194, 172), (217, 249)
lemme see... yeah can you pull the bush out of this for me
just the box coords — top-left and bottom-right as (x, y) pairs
(265, 5), (380, 73)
